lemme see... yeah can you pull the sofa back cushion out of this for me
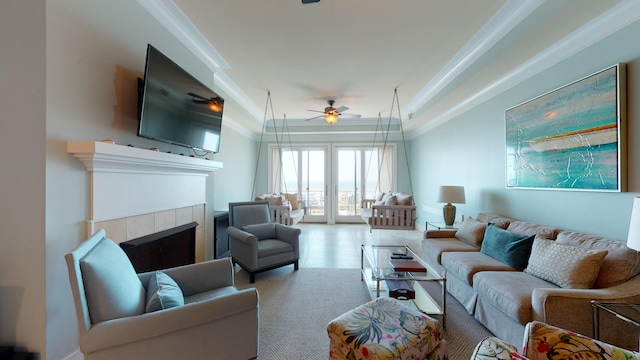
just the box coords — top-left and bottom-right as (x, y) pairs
(506, 221), (559, 240)
(555, 231), (640, 288)
(480, 224), (535, 271)
(455, 217), (487, 247)
(476, 213), (512, 229)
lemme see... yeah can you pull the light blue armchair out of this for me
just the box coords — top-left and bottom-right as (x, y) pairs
(228, 201), (301, 283)
(65, 229), (259, 360)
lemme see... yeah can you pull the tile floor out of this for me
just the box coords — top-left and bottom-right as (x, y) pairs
(295, 223), (425, 268)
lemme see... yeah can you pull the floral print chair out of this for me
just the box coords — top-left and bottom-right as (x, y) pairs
(327, 297), (447, 360)
(471, 321), (640, 360)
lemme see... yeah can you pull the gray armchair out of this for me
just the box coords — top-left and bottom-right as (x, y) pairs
(65, 229), (259, 360)
(228, 201), (301, 283)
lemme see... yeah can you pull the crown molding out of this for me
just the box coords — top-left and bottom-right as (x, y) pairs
(411, 0), (640, 138)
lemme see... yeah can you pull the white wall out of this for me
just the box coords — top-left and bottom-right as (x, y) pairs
(411, 18), (640, 240)
(0, 0), (46, 355)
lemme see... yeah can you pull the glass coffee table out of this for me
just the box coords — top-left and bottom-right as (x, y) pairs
(361, 244), (447, 328)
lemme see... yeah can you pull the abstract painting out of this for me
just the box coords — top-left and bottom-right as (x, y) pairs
(505, 64), (626, 191)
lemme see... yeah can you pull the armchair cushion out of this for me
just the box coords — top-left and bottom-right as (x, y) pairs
(242, 222), (277, 240)
(523, 321), (640, 360)
(79, 235), (145, 323)
(471, 336), (529, 360)
(145, 271), (184, 312)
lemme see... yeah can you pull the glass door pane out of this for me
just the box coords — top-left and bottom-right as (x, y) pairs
(272, 147), (327, 223)
(336, 149), (363, 222)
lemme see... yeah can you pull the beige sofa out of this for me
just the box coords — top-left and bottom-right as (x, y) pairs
(422, 213), (640, 350)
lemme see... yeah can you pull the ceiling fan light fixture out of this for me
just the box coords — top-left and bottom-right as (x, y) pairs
(208, 99), (223, 112)
(324, 113), (339, 124)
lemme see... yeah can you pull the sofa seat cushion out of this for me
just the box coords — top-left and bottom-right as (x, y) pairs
(422, 238), (479, 266)
(555, 231), (640, 288)
(474, 271), (558, 324)
(442, 252), (517, 286)
(258, 239), (294, 257)
(185, 285), (238, 304)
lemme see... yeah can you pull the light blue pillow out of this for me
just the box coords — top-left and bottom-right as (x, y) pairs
(242, 222), (277, 240)
(80, 237), (146, 323)
(480, 224), (535, 271)
(145, 271), (184, 312)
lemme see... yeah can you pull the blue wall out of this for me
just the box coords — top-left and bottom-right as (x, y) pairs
(411, 19), (640, 240)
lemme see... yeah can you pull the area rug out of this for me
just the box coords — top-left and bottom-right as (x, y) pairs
(235, 267), (493, 360)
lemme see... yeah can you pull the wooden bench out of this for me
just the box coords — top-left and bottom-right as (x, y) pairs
(360, 199), (416, 232)
(270, 203), (304, 226)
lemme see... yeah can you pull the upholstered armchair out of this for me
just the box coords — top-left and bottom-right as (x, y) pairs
(228, 201), (301, 283)
(65, 229), (259, 360)
(471, 321), (640, 360)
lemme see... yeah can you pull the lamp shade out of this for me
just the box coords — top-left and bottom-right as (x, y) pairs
(627, 197), (640, 251)
(437, 186), (466, 204)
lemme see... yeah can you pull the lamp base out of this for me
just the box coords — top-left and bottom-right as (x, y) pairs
(443, 203), (456, 227)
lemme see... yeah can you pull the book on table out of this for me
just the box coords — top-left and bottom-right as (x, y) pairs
(388, 259), (427, 273)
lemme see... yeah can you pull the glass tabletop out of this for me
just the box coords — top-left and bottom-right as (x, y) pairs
(592, 301), (640, 327)
(361, 244), (444, 282)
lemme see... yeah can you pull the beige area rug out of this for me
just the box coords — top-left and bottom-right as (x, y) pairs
(235, 267), (493, 360)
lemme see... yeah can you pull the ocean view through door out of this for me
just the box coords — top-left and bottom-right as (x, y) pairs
(334, 146), (394, 223)
(271, 144), (394, 224)
(273, 147), (327, 223)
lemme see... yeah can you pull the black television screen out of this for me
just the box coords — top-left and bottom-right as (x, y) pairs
(138, 44), (223, 153)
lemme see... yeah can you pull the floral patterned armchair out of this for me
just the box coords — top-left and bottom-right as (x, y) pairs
(471, 321), (640, 360)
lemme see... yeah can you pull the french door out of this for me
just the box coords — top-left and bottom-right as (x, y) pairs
(271, 146), (328, 223)
(270, 144), (395, 224)
(333, 145), (395, 223)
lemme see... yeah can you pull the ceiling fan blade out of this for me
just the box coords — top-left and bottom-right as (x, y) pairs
(340, 113), (362, 118)
(307, 109), (325, 113)
(305, 115), (324, 121)
(302, 0), (320, 3)
(336, 106), (349, 113)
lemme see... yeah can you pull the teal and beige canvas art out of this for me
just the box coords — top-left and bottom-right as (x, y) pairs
(505, 64), (625, 191)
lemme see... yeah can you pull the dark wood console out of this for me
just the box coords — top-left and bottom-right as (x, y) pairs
(213, 211), (230, 258)
(120, 222), (197, 273)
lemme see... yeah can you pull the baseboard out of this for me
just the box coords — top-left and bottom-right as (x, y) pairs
(61, 348), (83, 360)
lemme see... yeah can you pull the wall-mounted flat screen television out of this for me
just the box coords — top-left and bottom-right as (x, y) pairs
(138, 44), (223, 154)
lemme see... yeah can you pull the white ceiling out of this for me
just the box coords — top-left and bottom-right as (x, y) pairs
(142, 0), (637, 138)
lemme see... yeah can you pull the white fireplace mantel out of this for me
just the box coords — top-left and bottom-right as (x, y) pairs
(67, 141), (223, 222)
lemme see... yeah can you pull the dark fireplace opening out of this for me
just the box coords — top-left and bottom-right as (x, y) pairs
(120, 221), (197, 273)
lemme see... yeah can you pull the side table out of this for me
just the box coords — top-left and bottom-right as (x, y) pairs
(591, 300), (640, 351)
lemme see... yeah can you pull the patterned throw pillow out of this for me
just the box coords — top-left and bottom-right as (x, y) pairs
(455, 217), (487, 247)
(524, 237), (608, 289)
(471, 336), (530, 360)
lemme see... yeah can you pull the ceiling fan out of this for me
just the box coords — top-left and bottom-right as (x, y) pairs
(306, 100), (361, 124)
(188, 92), (224, 112)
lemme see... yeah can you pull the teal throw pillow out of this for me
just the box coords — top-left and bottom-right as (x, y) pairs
(242, 222), (277, 240)
(145, 271), (184, 312)
(480, 224), (535, 271)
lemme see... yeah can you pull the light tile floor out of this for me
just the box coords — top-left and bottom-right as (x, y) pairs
(295, 223), (425, 268)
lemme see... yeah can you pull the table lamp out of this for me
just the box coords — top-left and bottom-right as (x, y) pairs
(627, 197), (640, 251)
(437, 186), (465, 227)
